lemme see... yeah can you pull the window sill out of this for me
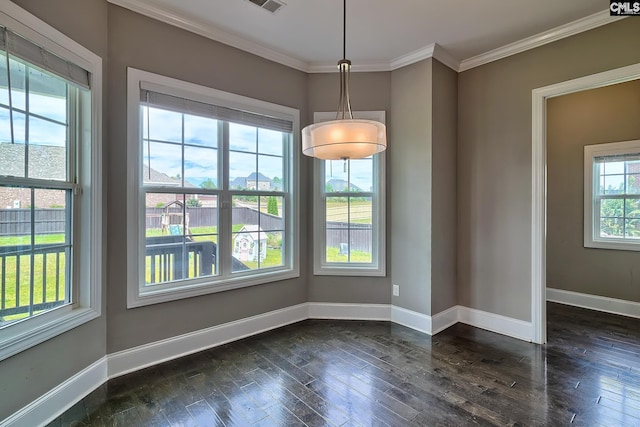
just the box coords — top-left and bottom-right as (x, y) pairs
(314, 265), (386, 277)
(585, 239), (640, 252)
(128, 268), (300, 308)
(0, 306), (101, 362)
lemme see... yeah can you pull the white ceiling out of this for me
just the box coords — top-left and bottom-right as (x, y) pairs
(110, 0), (612, 72)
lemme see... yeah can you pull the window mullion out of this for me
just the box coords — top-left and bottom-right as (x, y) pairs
(220, 121), (231, 279)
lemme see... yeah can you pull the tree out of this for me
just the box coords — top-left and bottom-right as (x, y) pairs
(186, 197), (202, 207)
(200, 178), (217, 189)
(267, 196), (279, 216)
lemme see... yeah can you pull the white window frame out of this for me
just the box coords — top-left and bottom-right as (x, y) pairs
(127, 68), (299, 308)
(312, 111), (386, 276)
(584, 139), (640, 251)
(0, 3), (102, 361)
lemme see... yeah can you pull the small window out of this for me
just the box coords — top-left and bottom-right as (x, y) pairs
(312, 111), (386, 276)
(0, 7), (102, 361)
(127, 68), (299, 307)
(584, 140), (640, 251)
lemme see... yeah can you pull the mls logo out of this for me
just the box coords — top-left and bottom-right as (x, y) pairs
(610, 1), (640, 15)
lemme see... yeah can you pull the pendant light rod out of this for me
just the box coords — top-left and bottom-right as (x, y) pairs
(342, 0), (346, 60)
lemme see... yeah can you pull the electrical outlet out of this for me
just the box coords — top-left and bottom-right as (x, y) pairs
(392, 284), (399, 297)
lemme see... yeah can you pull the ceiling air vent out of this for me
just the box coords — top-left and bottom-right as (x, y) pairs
(246, 0), (285, 14)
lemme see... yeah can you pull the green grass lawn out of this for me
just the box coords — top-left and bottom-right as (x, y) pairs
(326, 246), (372, 263)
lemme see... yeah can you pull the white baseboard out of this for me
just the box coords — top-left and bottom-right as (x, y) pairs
(431, 305), (459, 334)
(547, 288), (640, 319)
(391, 305), (432, 334)
(457, 306), (533, 342)
(0, 357), (107, 427)
(108, 303), (308, 379)
(308, 302), (391, 321)
(3, 301), (535, 426)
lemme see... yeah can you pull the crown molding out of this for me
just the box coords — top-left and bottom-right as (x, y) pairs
(459, 10), (625, 72)
(107, 0), (309, 72)
(432, 44), (461, 72)
(107, 2), (624, 75)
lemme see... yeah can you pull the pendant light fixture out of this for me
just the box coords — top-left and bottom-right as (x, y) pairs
(301, 0), (387, 160)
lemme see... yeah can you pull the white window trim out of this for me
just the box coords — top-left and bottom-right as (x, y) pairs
(312, 111), (386, 276)
(584, 139), (640, 252)
(126, 68), (300, 308)
(0, 2), (103, 362)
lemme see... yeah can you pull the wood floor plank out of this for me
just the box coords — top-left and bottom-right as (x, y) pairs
(47, 302), (640, 426)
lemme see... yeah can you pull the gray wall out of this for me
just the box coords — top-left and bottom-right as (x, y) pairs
(106, 5), (309, 353)
(547, 79), (640, 302)
(390, 59), (433, 314)
(1, 0), (108, 419)
(306, 72), (392, 304)
(431, 60), (458, 314)
(457, 18), (640, 321)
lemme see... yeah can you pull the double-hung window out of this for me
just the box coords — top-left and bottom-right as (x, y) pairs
(585, 140), (640, 251)
(0, 5), (102, 361)
(312, 111), (386, 276)
(127, 68), (299, 307)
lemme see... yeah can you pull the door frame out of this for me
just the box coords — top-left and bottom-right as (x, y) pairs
(530, 62), (640, 344)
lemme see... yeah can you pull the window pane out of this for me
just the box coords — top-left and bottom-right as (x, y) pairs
(259, 196), (284, 230)
(0, 187), (69, 326)
(28, 119), (67, 180)
(604, 161), (624, 175)
(187, 195), (218, 276)
(258, 128), (283, 156)
(258, 155), (282, 192)
(626, 174), (640, 195)
(0, 52), (8, 107)
(264, 231), (283, 268)
(229, 151), (256, 190)
(324, 160), (348, 193)
(231, 195), (275, 272)
(184, 115), (217, 148)
(28, 68), (68, 123)
(600, 218), (624, 238)
(146, 107), (182, 143)
(229, 123), (256, 153)
(349, 197), (372, 263)
(601, 199), (623, 219)
(232, 229), (258, 271)
(326, 196), (349, 263)
(625, 198), (640, 219)
(604, 175), (624, 195)
(143, 141), (183, 186)
(350, 158), (373, 192)
(144, 193), (198, 285)
(625, 219), (640, 238)
(3, 58), (26, 111)
(184, 146), (217, 189)
(0, 135), (25, 178)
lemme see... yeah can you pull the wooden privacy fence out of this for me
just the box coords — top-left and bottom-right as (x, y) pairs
(326, 221), (372, 253)
(0, 208), (373, 252)
(0, 209), (67, 236)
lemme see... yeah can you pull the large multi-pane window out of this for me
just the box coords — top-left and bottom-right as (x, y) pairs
(128, 69), (298, 307)
(0, 9), (101, 361)
(585, 140), (640, 251)
(312, 112), (386, 276)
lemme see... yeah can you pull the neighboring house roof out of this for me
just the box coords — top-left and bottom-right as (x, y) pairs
(326, 178), (363, 192)
(142, 165), (197, 188)
(230, 177), (247, 188)
(247, 172), (270, 182)
(0, 142), (66, 180)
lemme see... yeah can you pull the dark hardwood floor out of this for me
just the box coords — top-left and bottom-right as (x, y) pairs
(47, 302), (640, 426)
